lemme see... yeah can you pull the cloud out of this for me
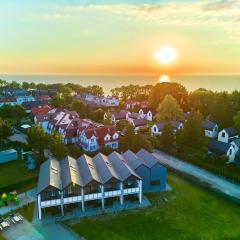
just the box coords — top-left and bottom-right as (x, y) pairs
(203, 0), (238, 11)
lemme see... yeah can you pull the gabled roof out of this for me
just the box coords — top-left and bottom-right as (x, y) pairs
(136, 149), (158, 168)
(155, 121), (182, 131)
(37, 158), (62, 194)
(222, 127), (238, 138)
(108, 152), (140, 181)
(202, 120), (217, 131)
(231, 138), (240, 148)
(132, 119), (147, 127)
(31, 106), (51, 116)
(92, 153), (121, 184)
(77, 154), (102, 185)
(122, 150), (148, 170)
(60, 156), (83, 189)
(208, 139), (231, 155)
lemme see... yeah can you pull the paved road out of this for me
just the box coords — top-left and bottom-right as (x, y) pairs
(153, 150), (240, 201)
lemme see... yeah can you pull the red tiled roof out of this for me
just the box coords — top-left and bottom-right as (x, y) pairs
(31, 106), (51, 116)
(133, 119), (147, 127)
(37, 95), (50, 100)
(0, 97), (16, 103)
(83, 126), (119, 145)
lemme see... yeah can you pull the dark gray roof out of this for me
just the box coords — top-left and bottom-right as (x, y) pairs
(136, 149), (158, 168)
(122, 150), (148, 170)
(223, 127), (238, 137)
(108, 152), (140, 180)
(155, 121), (182, 131)
(60, 156), (83, 189)
(235, 150), (240, 163)
(92, 153), (121, 184)
(208, 140), (231, 155)
(202, 120), (217, 131)
(77, 154), (102, 185)
(231, 138), (240, 148)
(37, 158), (62, 194)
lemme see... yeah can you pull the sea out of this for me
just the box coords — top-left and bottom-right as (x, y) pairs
(1, 74), (240, 95)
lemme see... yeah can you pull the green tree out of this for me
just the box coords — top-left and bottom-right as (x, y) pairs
(60, 86), (72, 97)
(233, 111), (240, 133)
(51, 95), (66, 108)
(49, 132), (66, 160)
(103, 111), (112, 125)
(181, 111), (205, 150)
(148, 82), (189, 110)
(0, 118), (13, 142)
(159, 123), (174, 152)
(86, 85), (104, 96)
(27, 126), (49, 156)
(71, 99), (87, 117)
(156, 95), (183, 122)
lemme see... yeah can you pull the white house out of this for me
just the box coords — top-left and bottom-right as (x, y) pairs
(208, 139), (237, 162)
(218, 127), (239, 143)
(151, 121), (183, 136)
(79, 126), (119, 152)
(202, 120), (218, 138)
(139, 109), (156, 122)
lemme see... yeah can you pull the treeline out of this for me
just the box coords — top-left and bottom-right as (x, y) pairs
(0, 79), (104, 96)
(148, 82), (240, 129)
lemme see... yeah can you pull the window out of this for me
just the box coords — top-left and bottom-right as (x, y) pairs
(222, 132), (225, 138)
(150, 180), (160, 186)
(229, 149), (232, 155)
(154, 127), (157, 132)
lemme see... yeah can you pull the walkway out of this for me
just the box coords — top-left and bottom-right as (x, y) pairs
(153, 150), (240, 201)
(0, 188), (36, 215)
(2, 220), (80, 240)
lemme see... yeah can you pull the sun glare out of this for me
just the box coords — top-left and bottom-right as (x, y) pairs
(159, 75), (170, 83)
(155, 46), (177, 65)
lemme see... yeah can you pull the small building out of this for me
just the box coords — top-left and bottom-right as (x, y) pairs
(218, 127), (239, 143)
(230, 138), (240, 152)
(151, 121), (183, 136)
(139, 109), (156, 122)
(0, 149), (18, 164)
(202, 120), (218, 138)
(131, 119), (148, 133)
(104, 110), (129, 123)
(136, 149), (167, 191)
(208, 139), (236, 162)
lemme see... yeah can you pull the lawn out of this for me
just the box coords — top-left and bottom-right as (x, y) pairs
(66, 173), (240, 240)
(0, 159), (38, 193)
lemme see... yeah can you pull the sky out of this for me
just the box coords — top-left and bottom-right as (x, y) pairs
(0, 0), (240, 75)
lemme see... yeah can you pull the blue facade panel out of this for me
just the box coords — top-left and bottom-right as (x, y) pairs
(135, 163), (167, 192)
(150, 163), (167, 191)
(135, 165), (150, 192)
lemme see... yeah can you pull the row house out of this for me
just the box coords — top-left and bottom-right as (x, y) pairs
(0, 95), (35, 107)
(79, 126), (119, 152)
(37, 149), (167, 220)
(125, 99), (148, 110)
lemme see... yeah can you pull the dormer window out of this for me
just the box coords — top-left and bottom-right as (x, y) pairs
(222, 132), (226, 138)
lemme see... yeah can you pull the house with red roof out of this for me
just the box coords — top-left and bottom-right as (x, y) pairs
(31, 106), (51, 117)
(79, 126), (119, 152)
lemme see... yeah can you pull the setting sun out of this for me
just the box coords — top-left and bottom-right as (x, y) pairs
(155, 46), (177, 65)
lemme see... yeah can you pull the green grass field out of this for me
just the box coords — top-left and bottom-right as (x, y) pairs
(0, 159), (38, 193)
(66, 173), (240, 240)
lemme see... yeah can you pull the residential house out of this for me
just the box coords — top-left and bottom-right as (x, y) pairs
(0, 97), (17, 107)
(130, 119), (148, 133)
(2, 88), (29, 96)
(36, 150), (149, 220)
(139, 108), (156, 121)
(31, 106), (51, 117)
(151, 121), (183, 136)
(202, 120), (218, 138)
(22, 100), (49, 112)
(125, 99), (140, 109)
(104, 110), (129, 123)
(208, 139), (236, 162)
(79, 126), (119, 152)
(218, 127), (239, 143)
(136, 149), (167, 191)
(123, 150), (167, 192)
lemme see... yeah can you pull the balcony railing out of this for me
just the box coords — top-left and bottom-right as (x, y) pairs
(40, 187), (140, 208)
